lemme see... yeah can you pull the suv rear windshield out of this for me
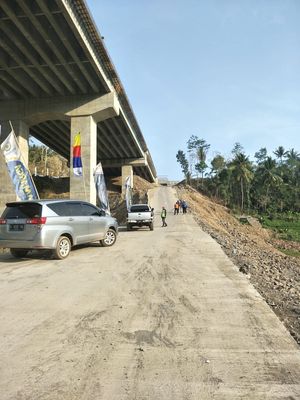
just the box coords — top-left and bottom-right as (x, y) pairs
(130, 205), (150, 212)
(2, 203), (42, 219)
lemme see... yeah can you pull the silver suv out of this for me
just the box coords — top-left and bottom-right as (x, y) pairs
(0, 200), (118, 259)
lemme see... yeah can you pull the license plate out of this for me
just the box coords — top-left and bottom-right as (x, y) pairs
(9, 224), (24, 231)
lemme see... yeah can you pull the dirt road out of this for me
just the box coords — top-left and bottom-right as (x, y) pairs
(0, 186), (299, 399)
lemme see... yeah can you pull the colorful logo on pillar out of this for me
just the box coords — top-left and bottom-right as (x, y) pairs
(73, 132), (83, 176)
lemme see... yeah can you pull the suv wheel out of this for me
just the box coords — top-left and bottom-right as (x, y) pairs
(54, 236), (71, 259)
(101, 229), (117, 247)
(10, 248), (29, 258)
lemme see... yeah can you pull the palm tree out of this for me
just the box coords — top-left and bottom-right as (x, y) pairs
(273, 146), (287, 164)
(258, 157), (283, 210)
(286, 148), (300, 164)
(286, 148), (300, 187)
(230, 153), (253, 211)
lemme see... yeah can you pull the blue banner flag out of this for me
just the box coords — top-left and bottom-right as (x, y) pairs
(1, 130), (39, 200)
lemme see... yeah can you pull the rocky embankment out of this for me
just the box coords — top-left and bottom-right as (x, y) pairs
(176, 185), (300, 345)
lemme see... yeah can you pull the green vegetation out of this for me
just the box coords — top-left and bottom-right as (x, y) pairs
(176, 137), (300, 243)
(260, 213), (300, 242)
(278, 248), (300, 258)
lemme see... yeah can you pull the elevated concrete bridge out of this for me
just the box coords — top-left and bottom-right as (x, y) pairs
(0, 0), (157, 206)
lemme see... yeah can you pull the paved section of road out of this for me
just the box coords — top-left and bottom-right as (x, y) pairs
(0, 186), (299, 399)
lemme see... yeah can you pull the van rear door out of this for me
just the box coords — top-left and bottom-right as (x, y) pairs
(0, 202), (42, 241)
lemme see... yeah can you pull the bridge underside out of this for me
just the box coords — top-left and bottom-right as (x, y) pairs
(30, 116), (153, 182)
(0, 0), (109, 100)
(0, 0), (157, 206)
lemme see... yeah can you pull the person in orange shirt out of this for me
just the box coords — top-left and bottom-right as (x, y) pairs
(174, 201), (179, 215)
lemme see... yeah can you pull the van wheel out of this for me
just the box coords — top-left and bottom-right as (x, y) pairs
(149, 222), (154, 231)
(54, 236), (71, 259)
(101, 229), (117, 247)
(10, 248), (28, 258)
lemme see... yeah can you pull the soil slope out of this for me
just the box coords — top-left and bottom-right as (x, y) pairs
(176, 184), (300, 345)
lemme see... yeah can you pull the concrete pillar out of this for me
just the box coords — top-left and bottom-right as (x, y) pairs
(14, 120), (29, 166)
(70, 116), (97, 204)
(0, 120), (29, 213)
(122, 165), (133, 196)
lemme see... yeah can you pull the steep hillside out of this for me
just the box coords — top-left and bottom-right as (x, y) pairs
(176, 184), (300, 345)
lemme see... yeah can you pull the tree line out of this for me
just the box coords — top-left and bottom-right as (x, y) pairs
(176, 136), (300, 213)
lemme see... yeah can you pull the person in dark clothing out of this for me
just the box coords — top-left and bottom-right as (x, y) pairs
(178, 199), (183, 213)
(161, 206), (167, 227)
(182, 200), (188, 214)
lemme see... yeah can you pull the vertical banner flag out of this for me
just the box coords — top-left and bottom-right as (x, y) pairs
(73, 132), (82, 176)
(94, 163), (110, 213)
(125, 175), (132, 211)
(0, 127), (39, 200)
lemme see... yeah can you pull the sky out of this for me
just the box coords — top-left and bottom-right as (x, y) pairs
(86, 0), (300, 180)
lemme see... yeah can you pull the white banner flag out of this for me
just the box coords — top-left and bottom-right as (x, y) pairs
(94, 163), (110, 213)
(125, 175), (132, 211)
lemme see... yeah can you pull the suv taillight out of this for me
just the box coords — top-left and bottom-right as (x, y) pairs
(26, 217), (47, 225)
(0, 218), (7, 225)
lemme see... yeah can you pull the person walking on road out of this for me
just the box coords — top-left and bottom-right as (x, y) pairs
(174, 201), (179, 215)
(182, 200), (188, 214)
(178, 199), (183, 213)
(161, 206), (168, 227)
